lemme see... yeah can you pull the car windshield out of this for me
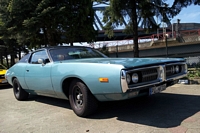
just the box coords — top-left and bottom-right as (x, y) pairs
(49, 47), (107, 61)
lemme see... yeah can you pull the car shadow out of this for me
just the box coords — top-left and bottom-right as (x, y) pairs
(31, 92), (200, 128)
(28, 95), (71, 109)
(0, 84), (12, 90)
(92, 93), (200, 128)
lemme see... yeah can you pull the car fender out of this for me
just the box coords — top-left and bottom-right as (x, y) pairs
(50, 63), (125, 95)
(6, 63), (28, 89)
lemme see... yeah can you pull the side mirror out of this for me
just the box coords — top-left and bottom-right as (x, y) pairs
(38, 58), (45, 65)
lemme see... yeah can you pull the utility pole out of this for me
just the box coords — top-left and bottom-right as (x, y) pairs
(165, 34), (168, 57)
(176, 19), (181, 38)
(116, 45), (118, 57)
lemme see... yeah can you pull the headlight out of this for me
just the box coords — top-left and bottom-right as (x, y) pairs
(175, 65), (179, 73)
(126, 73), (131, 84)
(132, 73), (139, 83)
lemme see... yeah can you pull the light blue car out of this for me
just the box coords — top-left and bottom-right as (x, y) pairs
(6, 46), (187, 117)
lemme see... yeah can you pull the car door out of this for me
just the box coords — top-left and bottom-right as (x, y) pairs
(24, 50), (56, 96)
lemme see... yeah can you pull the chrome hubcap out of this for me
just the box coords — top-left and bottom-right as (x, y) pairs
(77, 94), (83, 105)
(74, 86), (83, 108)
(16, 86), (20, 92)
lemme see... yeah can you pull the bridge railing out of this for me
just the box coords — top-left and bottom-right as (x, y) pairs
(180, 29), (200, 36)
(106, 31), (176, 52)
(91, 29), (200, 52)
(179, 29), (200, 43)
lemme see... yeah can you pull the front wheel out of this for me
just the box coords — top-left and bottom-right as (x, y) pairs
(13, 78), (29, 101)
(69, 79), (98, 117)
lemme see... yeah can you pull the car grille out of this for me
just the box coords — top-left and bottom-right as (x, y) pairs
(141, 68), (158, 82)
(126, 66), (159, 87)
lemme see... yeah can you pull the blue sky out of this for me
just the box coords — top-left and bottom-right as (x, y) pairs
(167, 1), (200, 23)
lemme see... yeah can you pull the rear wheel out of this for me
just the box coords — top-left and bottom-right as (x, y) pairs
(69, 79), (98, 117)
(13, 78), (29, 100)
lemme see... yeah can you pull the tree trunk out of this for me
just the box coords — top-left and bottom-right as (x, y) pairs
(43, 27), (48, 47)
(46, 29), (56, 46)
(70, 40), (73, 46)
(0, 52), (3, 64)
(6, 57), (9, 68)
(18, 51), (21, 60)
(4, 49), (9, 67)
(10, 54), (15, 67)
(131, 0), (139, 57)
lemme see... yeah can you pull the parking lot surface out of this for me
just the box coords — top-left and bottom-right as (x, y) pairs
(0, 84), (200, 133)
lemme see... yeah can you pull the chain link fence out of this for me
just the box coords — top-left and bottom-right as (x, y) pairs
(185, 56), (200, 68)
(183, 56), (200, 84)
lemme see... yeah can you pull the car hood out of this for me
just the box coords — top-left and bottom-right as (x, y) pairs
(60, 58), (185, 68)
(0, 69), (7, 75)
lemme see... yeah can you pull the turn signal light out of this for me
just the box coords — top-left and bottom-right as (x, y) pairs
(99, 78), (109, 82)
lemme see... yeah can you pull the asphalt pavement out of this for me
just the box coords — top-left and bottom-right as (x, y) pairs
(0, 84), (200, 133)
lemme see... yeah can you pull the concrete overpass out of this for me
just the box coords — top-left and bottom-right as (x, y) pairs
(97, 29), (200, 58)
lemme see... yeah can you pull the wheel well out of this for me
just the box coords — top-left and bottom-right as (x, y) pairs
(62, 77), (85, 98)
(11, 77), (17, 83)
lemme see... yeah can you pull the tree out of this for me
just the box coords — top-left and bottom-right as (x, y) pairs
(101, 0), (200, 57)
(23, 0), (97, 46)
(102, 0), (171, 57)
(0, 0), (35, 66)
(170, 0), (200, 15)
(58, 0), (97, 46)
(0, 0), (97, 66)
(0, 0), (96, 47)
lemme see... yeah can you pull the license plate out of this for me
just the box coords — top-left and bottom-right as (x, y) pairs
(149, 84), (166, 95)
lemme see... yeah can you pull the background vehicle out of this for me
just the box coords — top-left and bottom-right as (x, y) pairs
(0, 64), (7, 84)
(5, 46), (187, 117)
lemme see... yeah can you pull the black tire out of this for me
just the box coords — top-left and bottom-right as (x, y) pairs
(69, 79), (98, 117)
(13, 78), (29, 101)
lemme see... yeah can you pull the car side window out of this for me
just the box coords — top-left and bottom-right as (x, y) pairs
(30, 50), (50, 64)
(19, 54), (30, 63)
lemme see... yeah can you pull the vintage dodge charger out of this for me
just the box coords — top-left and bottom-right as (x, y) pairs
(6, 46), (187, 117)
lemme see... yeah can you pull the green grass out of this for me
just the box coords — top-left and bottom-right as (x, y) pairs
(187, 68), (200, 79)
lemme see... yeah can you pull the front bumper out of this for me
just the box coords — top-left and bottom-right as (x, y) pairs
(0, 79), (8, 84)
(121, 62), (187, 93)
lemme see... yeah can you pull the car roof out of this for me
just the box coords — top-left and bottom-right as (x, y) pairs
(39, 46), (91, 51)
